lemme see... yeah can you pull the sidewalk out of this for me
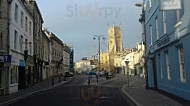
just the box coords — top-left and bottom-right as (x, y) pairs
(122, 76), (190, 106)
(0, 76), (71, 105)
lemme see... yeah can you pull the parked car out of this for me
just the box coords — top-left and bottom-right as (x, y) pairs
(65, 72), (74, 77)
(105, 72), (113, 79)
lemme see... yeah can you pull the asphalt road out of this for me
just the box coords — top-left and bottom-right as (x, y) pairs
(7, 74), (136, 106)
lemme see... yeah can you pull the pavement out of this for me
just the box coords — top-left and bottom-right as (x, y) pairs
(121, 76), (190, 106)
(0, 76), (72, 106)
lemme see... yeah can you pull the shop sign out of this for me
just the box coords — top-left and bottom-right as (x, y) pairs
(160, 0), (181, 10)
(19, 59), (25, 67)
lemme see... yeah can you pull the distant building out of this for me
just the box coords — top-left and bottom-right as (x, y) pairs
(99, 21), (123, 73)
(63, 43), (71, 73)
(48, 32), (63, 76)
(70, 48), (74, 72)
(75, 58), (91, 74)
(42, 30), (51, 80)
(144, 0), (190, 101)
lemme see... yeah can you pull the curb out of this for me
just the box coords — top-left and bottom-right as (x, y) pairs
(0, 77), (72, 106)
(121, 78), (142, 106)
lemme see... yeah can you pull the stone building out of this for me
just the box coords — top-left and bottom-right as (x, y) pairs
(42, 29), (51, 80)
(25, 0), (44, 83)
(63, 43), (71, 74)
(48, 32), (63, 77)
(99, 21), (123, 73)
(8, 0), (34, 92)
(0, 0), (9, 95)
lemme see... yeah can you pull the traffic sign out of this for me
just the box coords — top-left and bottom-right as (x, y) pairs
(4, 55), (11, 67)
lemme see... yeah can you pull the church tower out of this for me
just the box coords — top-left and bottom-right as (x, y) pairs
(107, 21), (123, 53)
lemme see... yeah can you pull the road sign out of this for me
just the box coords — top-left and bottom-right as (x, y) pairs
(160, 0), (181, 10)
(4, 55), (11, 67)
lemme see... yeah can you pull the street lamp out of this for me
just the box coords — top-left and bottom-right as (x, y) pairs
(93, 35), (105, 72)
(125, 61), (130, 87)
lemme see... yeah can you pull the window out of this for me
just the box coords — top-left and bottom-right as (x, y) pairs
(20, 11), (24, 27)
(11, 66), (18, 84)
(20, 35), (23, 52)
(0, 33), (2, 48)
(158, 54), (163, 80)
(15, 4), (18, 22)
(165, 50), (171, 80)
(29, 42), (32, 55)
(149, 25), (153, 45)
(149, 0), (152, 9)
(25, 17), (28, 32)
(0, 70), (2, 88)
(14, 30), (17, 49)
(178, 46), (185, 82)
(29, 21), (32, 35)
(163, 11), (167, 34)
(25, 39), (28, 50)
(155, 17), (159, 40)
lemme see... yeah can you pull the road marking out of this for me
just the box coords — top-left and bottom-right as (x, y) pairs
(0, 77), (73, 106)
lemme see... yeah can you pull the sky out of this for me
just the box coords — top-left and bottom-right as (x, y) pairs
(36, 0), (143, 61)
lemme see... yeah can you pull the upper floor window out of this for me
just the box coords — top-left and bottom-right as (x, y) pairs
(178, 45), (186, 82)
(155, 17), (159, 40)
(0, 33), (2, 48)
(25, 17), (28, 32)
(20, 11), (24, 28)
(29, 21), (32, 35)
(15, 4), (18, 22)
(163, 11), (167, 34)
(149, 25), (153, 45)
(29, 42), (32, 55)
(149, 0), (152, 9)
(14, 30), (17, 50)
(25, 39), (28, 50)
(19, 35), (23, 52)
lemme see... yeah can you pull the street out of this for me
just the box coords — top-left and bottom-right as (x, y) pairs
(7, 74), (136, 106)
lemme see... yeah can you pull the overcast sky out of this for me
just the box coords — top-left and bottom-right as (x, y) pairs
(36, 0), (143, 61)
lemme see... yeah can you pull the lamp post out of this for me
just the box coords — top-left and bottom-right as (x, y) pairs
(93, 35), (105, 72)
(125, 61), (129, 87)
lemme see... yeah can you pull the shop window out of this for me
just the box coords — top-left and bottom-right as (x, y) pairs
(11, 66), (18, 84)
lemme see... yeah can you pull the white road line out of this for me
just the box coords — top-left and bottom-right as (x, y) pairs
(0, 77), (73, 106)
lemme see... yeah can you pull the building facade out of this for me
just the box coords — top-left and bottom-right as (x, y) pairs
(75, 58), (92, 74)
(48, 32), (63, 77)
(25, 0), (44, 83)
(63, 44), (71, 74)
(0, 0), (9, 95)
(9, 0), (34, 92)
(145, 0), (190, 101)
(42, 30), (51, 80)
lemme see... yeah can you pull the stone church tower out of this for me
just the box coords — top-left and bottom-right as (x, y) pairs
(107, 21), (123, 53)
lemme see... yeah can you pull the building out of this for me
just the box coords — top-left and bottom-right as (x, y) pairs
(99, 21), (123, 73)
(42, 29), (51, 80)
(9, 0), (34, 91)
(70, 48), (74, 72)
(145, 0), (190, 101)
(0, 0), (9, 95)
(25, 0), (44, 83)
(122, 49), (136, 76)
(74, 58), (92, 74)
(48, 32), (63, 77)
(133, 42), (145, 77)
(63, 43), (71, 74)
